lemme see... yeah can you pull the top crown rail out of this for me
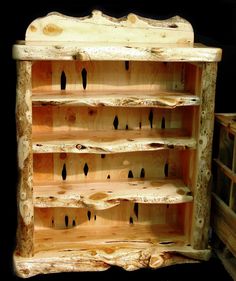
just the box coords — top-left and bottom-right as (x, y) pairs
(25, 10), (194, 44)
(12, 11), (222, 61)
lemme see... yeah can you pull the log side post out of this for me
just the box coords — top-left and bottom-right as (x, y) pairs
(191, 62), (218, 249)
(15, 61), (34, 257)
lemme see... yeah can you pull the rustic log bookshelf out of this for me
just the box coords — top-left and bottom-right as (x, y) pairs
(12, 11), (222, 277)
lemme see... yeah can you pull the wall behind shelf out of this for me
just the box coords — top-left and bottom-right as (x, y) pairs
(1, 0), (235, 280)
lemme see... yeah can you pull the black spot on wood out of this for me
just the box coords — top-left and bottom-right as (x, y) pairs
(161, 117), (165, 129)
(81, 68), (87, 90)
(128, 170), (134, 178)
(168, 24), (178, 28)
(84, 163), (89, 176)
(164, 162), (169, 177)
(87, 211), (91, 221)
(134, 203), (139, 219)
(159, 241), (174, 245)
(113, 115), (119, 130)
(149, 110), (153, 128)
(140, 168), (145, 178)
(125, 61), (129, 70)
(65, 215), (69, 227)
(62, 163), (67, 180)
(61, 71), (66, 90)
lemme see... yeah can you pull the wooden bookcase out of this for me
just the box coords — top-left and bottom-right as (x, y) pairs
(12, 11), (222, 277)
(211, 114), (236, 280)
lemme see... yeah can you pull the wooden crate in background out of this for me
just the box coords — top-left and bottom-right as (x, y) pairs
(212, 113), (236, 280)
(12, 11), (222, 277)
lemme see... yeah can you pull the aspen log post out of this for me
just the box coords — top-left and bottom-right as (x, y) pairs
(15, 61), (34, 257)
(192, 62), (217, 249)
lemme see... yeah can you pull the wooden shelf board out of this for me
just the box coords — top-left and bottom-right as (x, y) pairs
(14, 224), (210, 277)
(34, 178), (193, 209)
(32, 90), (200, 108)
(13, 43), (222, 62)
(32, 129), (196, 153)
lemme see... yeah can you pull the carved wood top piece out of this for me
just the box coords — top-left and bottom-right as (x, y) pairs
(26, 10), (194, 45)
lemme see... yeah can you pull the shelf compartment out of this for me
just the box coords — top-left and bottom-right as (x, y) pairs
(33, 178), (193, 209)
(32, 90), (200, 108)
(14, 223), (210, 277)
(32, 129), (196, 153)
(33, 224), (186, 252)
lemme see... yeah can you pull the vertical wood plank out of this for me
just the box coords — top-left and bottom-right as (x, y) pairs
(192, 62), (217, 249)
(15, 61), (34, 257)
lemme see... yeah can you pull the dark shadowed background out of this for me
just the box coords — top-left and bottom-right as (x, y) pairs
(1, 0), (235, 280)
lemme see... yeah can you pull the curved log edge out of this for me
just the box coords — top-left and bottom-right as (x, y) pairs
(14, 246), (211, 278)
(25, 10), (193, 44)
(33, 179), (193, 209)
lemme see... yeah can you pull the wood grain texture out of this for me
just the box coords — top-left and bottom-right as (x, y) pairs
(12, 11), (222, 276)
(32, 129), (196, 153)
(34, 202), (186, 229)
(14, 244), (210, 278)
(15, 61), (34, 257)
(33, 178), (193, 209)
(25, 10), (194, 44)
(32, 90), (200, 108)
(32, 60), (185, 92)
(13, 43), (222, 62)
(192, 62), (217, 249)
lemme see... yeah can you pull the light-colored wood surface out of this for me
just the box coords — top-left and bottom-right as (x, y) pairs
(14, 243), (210, 278)
(14, 219), (210, 277)
(33, 150), (186, 183)
(192, 62), (218, 250)
(33, 224), (186, 249)
(13, 43), (222, 62)
(32, 61), (185, 92)
(32, 129), (196, 153)
(12, 11), (221, 62)
(25, 11), (194, 44)
(13, 10), (221, 276)
(34, 201), (186, 229)
(211, 192), (236, 257)
(33, 178), (193, 209)
(15, 61), (34, 257)
(32, 106), (193, 134)
(32, 90), (200, 108)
